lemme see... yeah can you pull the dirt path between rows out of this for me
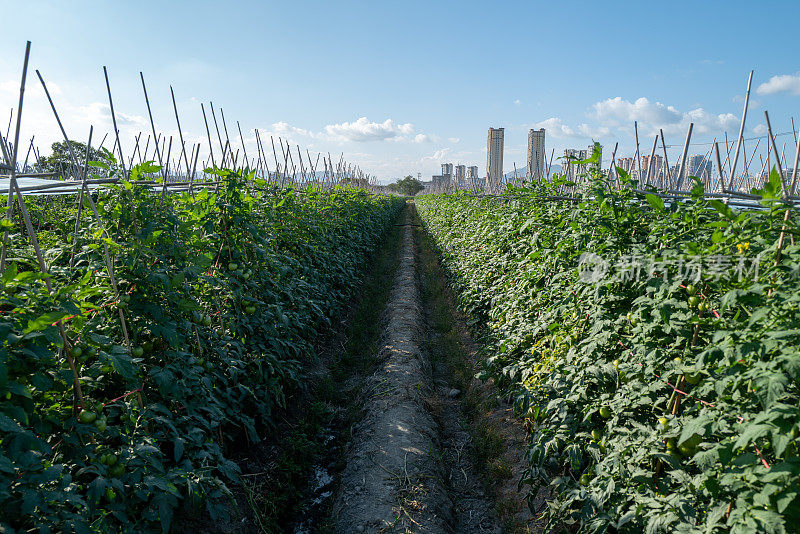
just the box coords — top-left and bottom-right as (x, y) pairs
(332, 206), (502, 533)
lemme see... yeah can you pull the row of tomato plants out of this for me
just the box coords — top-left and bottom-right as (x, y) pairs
(415, 170), (800, 533)
(0, 161), (404, 533)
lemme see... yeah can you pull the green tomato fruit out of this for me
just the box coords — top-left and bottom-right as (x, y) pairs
(658, 417), (669, 430)
(131, 346), (144, 358)
(69, 346), (83, 359)
(666, 438), (677, 450)
(202, 315), (212, 327)
(4, 392), (10, 400)
(579, 474), (591, 486)
(142, 341), (153, 354)
(86, 346), (98, 357)
(245, 305), (256, 315)
(105, 487), (116, 501)
(109, 463), (125, 477)
(599, 406), (612, 419)
(685, 372), (701, 385)
(94, 418), (107, 432)
(591, 429), (604, 441)
(228, 262), (239, 271)
(684, 434), (703, 448)
(78, 410), (97, 424)
(678, 443), (695, 456)
(105, 453), (117, 466)
(697, 301), (708, 312)
(688, 296), (700, 308)
(686, 284), (696, 295)
(612, 359), (620, 368)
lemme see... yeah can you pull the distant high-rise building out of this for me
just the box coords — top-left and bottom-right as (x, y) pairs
(616, 157), (636, 174)
(454, 164), (466, 187)
(588, 143), (602, 170)
(641, 154), (664, 184)
(563, 144), (602, 180)
(486, 128), (504, 186)
(563, 148), (586, 180)
(686, 155), (712, 184)
(441, 163), (453, 176)
(467, 165), (478, 183)
(526, 128), (546, 179)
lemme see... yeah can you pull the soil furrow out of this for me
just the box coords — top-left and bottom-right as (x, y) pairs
(332, 204), (503, 533)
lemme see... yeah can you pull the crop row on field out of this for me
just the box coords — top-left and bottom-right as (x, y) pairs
(0, 163), (404, 533)
(415, 173), (800, 533)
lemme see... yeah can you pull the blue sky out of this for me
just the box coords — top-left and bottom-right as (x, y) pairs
(2, 0), (800, 182)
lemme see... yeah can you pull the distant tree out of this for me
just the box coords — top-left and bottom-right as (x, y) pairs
(36, 140), (109, 178)
(388, 175), (424, 196)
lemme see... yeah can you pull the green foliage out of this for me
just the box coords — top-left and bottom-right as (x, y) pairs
(0, 164), (403, 533)
(35, 140), (110, 177)
(388, 175), (424, 196)
(416, 178), (800, 533)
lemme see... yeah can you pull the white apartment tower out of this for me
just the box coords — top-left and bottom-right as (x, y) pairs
(563, 144), (602, 180)
(527, 128), (546, 179)
(454, 164), (466, 187)
(467, 165), (478, 183)
(486, 128), (504, 186)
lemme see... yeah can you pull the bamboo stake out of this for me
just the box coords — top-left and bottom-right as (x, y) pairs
(674, 124), (694, 191)
(646, 135), (658, 186)
(209, 103), (226, 160)
(236, 121), (248, 167)
(170, 87), (193, 192)
(69, 126), (93, 268)
(659, 129), (671, 190)
(725, 70), (754, 191)
(103, 67), (127, 176)
(201, 103), (217, 168)
(765, 111), (790, 196)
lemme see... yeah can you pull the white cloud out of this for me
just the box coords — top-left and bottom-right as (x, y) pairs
(413, 133), (435, 143)
(422, 148), (452, 162)
(272, 121), (314, 138)
(592, 97), (682, 126)
(533, 117), (579, 138)
(757, 74), (800, 95)
(683, 108), (739, 134)
(514, 99), (521, 106)
(448, 137), (460, 143)
(578, 123), (611, 138)
(324, 117), (414, 142)
(752, 124), (767, 135)
(589, 96), (740, 137)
